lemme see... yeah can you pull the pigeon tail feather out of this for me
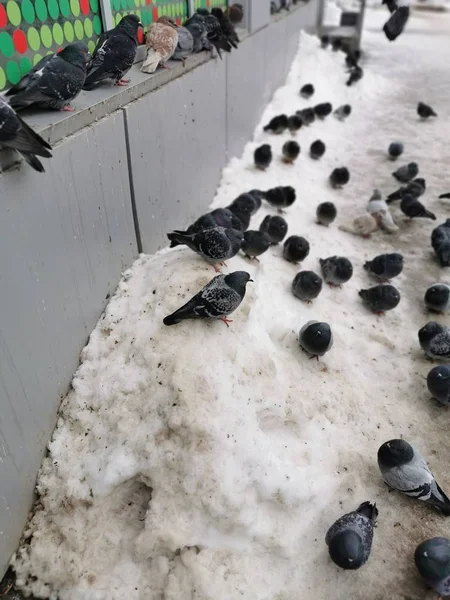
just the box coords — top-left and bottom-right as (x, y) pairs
(19, 151), (46, 173)
(141, 49), (163, 74)
(167, 230), (189, 248)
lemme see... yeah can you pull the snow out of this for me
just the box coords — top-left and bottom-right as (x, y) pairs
(12, 9), (450, 600)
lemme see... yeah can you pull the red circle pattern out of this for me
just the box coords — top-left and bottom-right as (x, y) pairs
(80, 0), (90, 15)
(0, 4), (7, 28)
(13, 29), (27, 53)
(137, 28), (144, 44)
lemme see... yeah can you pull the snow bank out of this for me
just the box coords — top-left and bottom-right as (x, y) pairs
(13, 12), (450, 600)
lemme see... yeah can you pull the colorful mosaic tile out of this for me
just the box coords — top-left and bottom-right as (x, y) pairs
(112, 0), (189, 31)
(0, 0), (103, 90)
(194, 0), (228, 9)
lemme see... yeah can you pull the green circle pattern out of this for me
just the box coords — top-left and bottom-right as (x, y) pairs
(20, 56), (32, 75)
(63, 21), (75, 42)
(52, 23), (64, 45)
(6, 1), (22, 26)
(48, 0), (60, 20)
(21, 0), (36, 24)
(6, 60), (20, 84)
(0, 67), (6, 90)
(27, 27), (41, 51)
(0, 32), (14, 57)
(35, 0), (49, 22)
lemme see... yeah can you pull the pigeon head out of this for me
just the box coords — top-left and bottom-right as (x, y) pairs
(335, 257), (353, 280)
(419, 321), (445, 346)
(328, 530), (365, 570)
(225, 228), (244, 248)
(224, 271), (253, 295)
(415, 538), (450, 587)
(158, 15), (177, 27)
(356, 501), (378, 522)
(425, 284), (450, 308)
(58, 42), (90, 69)
(414, 177), (426, 187)
(211, 7), (224, 18)
(377, 439), (413, 468)
(118, 14), (142, 40)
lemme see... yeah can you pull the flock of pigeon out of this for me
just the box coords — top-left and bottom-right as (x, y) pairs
(0, 5), (243, 173)
(163, 41), (450, 596)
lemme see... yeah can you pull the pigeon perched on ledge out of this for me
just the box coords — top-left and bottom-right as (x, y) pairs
(141, 17), (179, 74)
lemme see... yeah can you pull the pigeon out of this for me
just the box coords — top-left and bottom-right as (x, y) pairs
(332, 38), (343, 51)
(163, 271), (252, 327)
(383, 6), (410, 41)
(225, 3), (244, 26)
(282, 141), (300, 164)
(339, 214), (380, 237)
(345, 50), (360, 69)
(0, 97), (52, 172)
(415, 537), (450, 597)
(427, 365), (450, 406)
(439, 192), (450, 199)
(321, 35), (330, 49)
(388, 142), (404, 160)
(401, 194), (436, 220)
(211, 7), (240, 49)
(230, 192), (261, 216)
(432, 219), (450, 267)
(264, 186), (296, 211)
(283, 236), (310, 264)
(346, 66), (364, 86)
(185, 21), (212, 53)
(263, 114), (288, 134)
(418, 101), (437, 119)
(382, 0), (398, 13)
(320, 256), (353, 286)
(378, 439), (450, 514)
(300, 83), (314, 99)
(392, 162), (419, 183)
(386, 178), (426, 203)
(333, 104), (352, 121)
(186, 12), (231, 58)
(173, 26), (194, 63)
(254, 144), (272, 170)
(330, 167), (350, 188)
(141, 16), (179, 74)
(419, 322), (450, 360)
(83, 15), (141, 88)
(259, 215), (288, 244)
(292, 271), (323, 302)
(299, 320), (333, 358)
(363, 253), (404, 281)
(287, 114), (303, 134)
(188, 208), (243, 236)
(325, 502), (378, 570)
(359, 285), (401, 314)
(167, 226), (243, 270)
(6, 43), (89, 110)
(314, 102), (333, 119)
(316, 202), (337, 226)
(366, 190), (399, 232)
(425, 284), (450, 313)
(247, 189), (266, 211)
(310, 140), (326, 160)
(296, 108), (315, 126)
(241, 230), (270, 260)
(227, 204), (251, 231)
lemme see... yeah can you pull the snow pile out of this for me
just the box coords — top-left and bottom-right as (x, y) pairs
(13, 13), (450, 600)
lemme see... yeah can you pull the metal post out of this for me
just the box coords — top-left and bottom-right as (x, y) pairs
(99, 0), (114, 31)
(316, 0), (325, 39)
(187, 0), (195, 17)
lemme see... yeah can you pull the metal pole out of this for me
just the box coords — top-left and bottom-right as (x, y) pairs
(316, 0), (325, 39)
(99, 0), (114, 30)
(187, 0), (195, 17)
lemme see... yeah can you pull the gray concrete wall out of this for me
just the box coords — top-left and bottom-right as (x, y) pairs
(0, 1), (317, 578)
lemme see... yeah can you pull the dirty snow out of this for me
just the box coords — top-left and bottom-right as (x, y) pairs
(12, 8), (450, 600)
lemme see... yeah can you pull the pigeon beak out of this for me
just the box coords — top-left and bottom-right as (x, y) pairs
(249, 279), (254, 282)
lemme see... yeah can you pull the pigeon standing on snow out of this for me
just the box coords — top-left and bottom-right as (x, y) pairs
(418, 102), (437, 119)
(427, 366), (450, 406)
(330, 167), (350, 188)
(287, 114), (303, 134)
(6, 43), (89, 110)
(299, 320), (333, 358)
(415, 537), (450, 597)
(0, 97), (52, 172)
(320, 256), (353, 286)
(378, 439), (450, 514)
(296, 108), (315, 126)
(310, 140), (326, 160)
(254, 144), (272, 170)
(173, 26), (194, 62)
(292, 271), (323, 302)
(333, 104), (352, 121)
(325, 502), (378, 570)
(83, 15), (141, 88)
(264, 186), (296, 211)
(419, 322), (450, 360)
(432, 219), (450, 267)
(364, 253), (404, 281)
(321, 35), (330, 48)
(346, 65), (364, 86)
(241, 230), (270, 260)
(263, 114), (288, 134)
(359, 285), (401, 314)
(167, 226), (243, 270)
(401, 194), (436, 220)
(383, 6), (410, 41)
(283, 236), (310, 264)
(388, 142), (404, 160)
(339, 214), (380, 237)
(314, 102), (333, 118)
(392, 162), (419, 183)
(282, 141), (300, 164)
(425, 283), (450, 313)
(316, 202), (337, 226)
(163, 271), (252, 327)
(386, 178), (426, 203)
(259, 215), (288, 244)
(141, 16), (178, 74)
(366, 190), (398, 233)
(300, 83), (314, 99)
(226, 204), (251, 231)
(229, 192), (260, 216)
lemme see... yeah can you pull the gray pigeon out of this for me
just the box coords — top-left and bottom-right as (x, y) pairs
(167, 226), (243, 270)
(418, 102), (437, 119)
(241, 230), (270, 260)
(388, 141), (404, 160)
(173, 26), (194, 62)
(386, 178), (426, 203)
(392, 162), (418, 183)
(425, 283), (450, 313)
(169, 208), (242, 244)
(415, 538), (450, 597)
(325, 502), (378, 570)
(363, 253), (404, 281)
(401, 194), (436, 220)
(431, 219), (450, 267)
(419, 321), (450, 360)
(427, 365), (450, 406)
(300, 83), (314, 99)
(316, 202), (337, 226)
(329, 167), (350, 188)
(254, 144), (272, 170)
(264, 186), (296, 211)
(185, 21), (212, 53)
(287, 114), (303, 134)
(296, 108), (315, 126)
(333, 104), (352, 121)
(299, 320), (333, 358)
(320, 256), (353, 287)
(282, 141), (300, 164)
(314, 102), (333, 119)
(259, 215), (288, 244)
(378, 439), (450, 514)
(263, 114), (288, 134)
(163, 271), (252, 327)
(6, 43), (89, 110)
(346, 65), (363, 86)
(0, 97), (52, 172)
(229, 193), (260, 216)
(292, 271), (323, 303)
(310, 140), (326, 160)
(359, 285), (401, 314)
(283, 236), (310, 264)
